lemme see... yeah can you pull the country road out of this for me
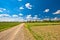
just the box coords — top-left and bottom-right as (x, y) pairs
(0, 23), (25, 40)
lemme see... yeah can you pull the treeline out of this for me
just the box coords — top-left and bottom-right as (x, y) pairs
(23, 20), (60, 23)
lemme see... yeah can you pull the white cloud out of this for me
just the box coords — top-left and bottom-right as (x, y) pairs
(0, 14), (25, 22)
(12, 15), (18, 17)
(33, 15), (38, 20)
(32, 15), (41, 21)
(19, 6), (24, 9)
(44, 9), (49, 13)
(43, 18), (50, 21)
(26, 15), (32, 19)
(0, 13), (25, 22)
(53, 10), (60, 14)
(0, 8), (6, 12)
(51, 17), (60, 21)
(19, 13), (23, 16)
(26, 15), (40, 21)
(25, 3), (32, 9)
(3, 9), (6, 11)
(0, 10), (3, 12)
(54, 17), (57, 20)
(26, 15), (33, 21)
(18, 0), (22, 1)
(54, 17), (59, 20)
(0, 17), (25, 22)
(0, 14), (10, 17)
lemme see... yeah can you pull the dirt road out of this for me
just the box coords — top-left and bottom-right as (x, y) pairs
(0, 23), (25, 40)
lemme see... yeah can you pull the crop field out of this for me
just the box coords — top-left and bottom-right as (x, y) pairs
(0, 22), (20, 32)
(25, 22), (60, 40)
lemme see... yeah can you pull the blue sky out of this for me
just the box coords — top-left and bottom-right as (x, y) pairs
(0, 0), (60, 21)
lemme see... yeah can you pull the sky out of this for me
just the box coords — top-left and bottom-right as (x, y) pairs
(0, 0), (60, 21)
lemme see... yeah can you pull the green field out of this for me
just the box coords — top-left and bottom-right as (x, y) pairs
(26, 22), (60, 27)
(0, 22), (20, 32)
(25, 22), (60, 40)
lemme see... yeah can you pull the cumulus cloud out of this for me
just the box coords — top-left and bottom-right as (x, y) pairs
(43, 18), (50, 21)
(19, 13), (23, 16)
(54, 17), (58, 20)
(26, 15), (32, 19)
(51, 17), (60, 21)
(26, 15), (33, 21)
(18, 0), (22, 1)
(0, 14), (25, 22)
(25, 15), (40, 21)
(0, 8), (6, 12)
(25, 3), (32, 9)
(19, 6), (24, 9)
(44, 9), (49, 13)
(0, 10), (3, 12)
(3, 9), (6, 11)
(0, 14), (10, 17)
(12, 15), (18, 17)
(0, 17), (25, 22)
(33, 15), (38, 20)
(53, 10), (60, 14)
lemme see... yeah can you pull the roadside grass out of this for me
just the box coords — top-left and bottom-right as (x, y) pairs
(0, 22), (20, 32)
(26, 22), (60, 27)
(25, 22), (60, 40)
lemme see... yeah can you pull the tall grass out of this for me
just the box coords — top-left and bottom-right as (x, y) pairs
(0, 22), (20, 32)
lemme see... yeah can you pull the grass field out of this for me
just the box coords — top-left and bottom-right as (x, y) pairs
(25, 22), (60, 40)
(0, 22), (20, 32)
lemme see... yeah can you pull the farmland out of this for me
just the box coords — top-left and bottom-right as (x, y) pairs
(0, 22), (20, 32)
(25, 22), (60, 40)
(0, 22), (60, 40)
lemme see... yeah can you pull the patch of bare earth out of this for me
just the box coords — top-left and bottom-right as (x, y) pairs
(31, 25), (60, 40)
